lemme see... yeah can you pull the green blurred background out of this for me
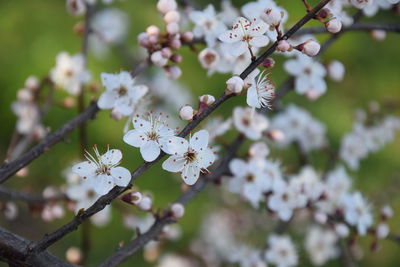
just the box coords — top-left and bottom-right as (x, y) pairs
(0, 0), (399, 266)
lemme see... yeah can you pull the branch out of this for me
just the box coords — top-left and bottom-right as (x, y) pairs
(0, 227), (73, 267)
(0, 186), (66, 204)
(28, 0), (333, 255)
(296, 22), (400, 35)
(99, 134), (245, 267)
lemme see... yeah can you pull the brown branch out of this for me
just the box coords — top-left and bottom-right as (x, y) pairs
(26, 0), (333, 255)
(0, 186), (66, 204)
(0, 227), (74, 267)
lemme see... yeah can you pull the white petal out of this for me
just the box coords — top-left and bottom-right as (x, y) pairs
(250, 21), (268, 36)
(249, 35), (269, 47)
(72, 161), (97, 178)
(229, 42), (248, 57)
(162, 155), (185, 172)
(114, 97), (133, 116)
(110, 166), (131, 187)
(190, 130), (209, 152)
(94, 174), (114, 195)
(132, 117), (151, 132)
(181, 165), (201, 185)
(284, 59), (303, 76)
(101, 73), (119, 90)
(119, 71), (134, 87)
(97, 91), (117, 109)
(140, 141), (161, 162)
(130, 85), (148, 102)
(219, 30), (242, 43)
(229, 159), (248, 178)
(123, 129), (147, 148)
(246, 86), (260, 108)
(197, 148), (216, 169)
(166, 136), (189, 155)
(295, 75), (310, 94)
(101, 149), (123, 165)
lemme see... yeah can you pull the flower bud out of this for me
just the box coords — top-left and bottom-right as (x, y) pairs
(261, 58), (275, 69)
(66, 0), (86, 16)
(376, 223), (389, 239)
(266, 129), (285, 142)
(161, 47), (173, 59)
(169, 38), (182, 49)
(63, 97), (76, 108)
(370, 30), (386, 41)
(111, 109), (123, 120)
(198, 48), (219, 69)
(166, 22), (180, 35)
(318, 8), (332, 19)
(199, 94), (215, 106)
(179, 105), (194, 121)
(121, 191), (143, 205)
(170, 54), (182, 63)
(226, 76), (244, 94)
(298, 39), (320, 57)
(17, 89), (33, 102)
(326, 18), (342, 33)
(66, 247), (82, 265)
(151, 51), (168, 67)
(314, 212), (327, 224)
(146, 25), (160, 36)
(164, 10), (180, 24)
(381, 205), (393, 220)
(276, 40), (291, 52)
(181, 31), (194, 43)
(327, 60), (345, 82)
(334, 223), (350, 237)
(137, 196), (153, 211)
(16, 167), (29, 177)
(165, 65), (182, 80)
(3, 202), (18, 220)
(249, 142), (269, 158)
(170, 203), (185, 218)
(137, 32), (150, 47)
(260, 8), (282, 26)
(157, 0), (177, 14)
(25, 76), (40, 91)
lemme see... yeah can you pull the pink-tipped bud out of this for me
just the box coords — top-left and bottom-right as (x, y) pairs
(226, 76), (244, 94)
(161, 47), (173, 59)
(199, 94), (215, 106)
(326, 18), (342, 33)
(170, 203), (185, 218)
(164, 65), (182, 80)
(381, 205), (393, 220)
(318, 8), (332, 19)
(25, 76), (40, 91)
(370, 30), (386, 41)
(179, 105), (194, 121)
(277, 40), (291, 52)
(376, 223), (389, 239)
(17, 89), (33, 102)
(314, 212), (328, 224)
(327, 60), (345, 82)
(111, 109), (123, 120)
(66, 0), (86, 17)
(66, 247), (82, 265)
(121, 191), (143, 205)
(260, 8), (282, 26)
(170, 54), (182, 63)
(157, 0), (177, 14)
(261, 58), (275, 69)
(137, 196), (153, 211)
(151, 51), (168, 67)
(166, 22), (180, 35)
(334, 223), (350, 237)
(298, 39), (320, 57)
(164, 10), (180, 24)
(146, 25), (160, 36)
(137, 32), (150, 47)
(266, 129), (285, 142)
(181, 31), (194, 43)
(169, 38), (182, 49)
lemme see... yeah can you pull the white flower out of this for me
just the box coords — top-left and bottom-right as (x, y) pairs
(247, 71), (275, 109)
(376, 223), (390, 239)
(340, 192), (373, 236)
(305, 226), (338, 265)
(268, 179), (297, 221)
(233, 107), (269, 140)
(123, 115), (176, 162)
(179, 105), (195, 121)
(265, 235), (298, 267)
(350, 0), (373, 9)
(260, 8), (283, 26)
(189, 4), (226, 47)
(204, 116), (232, 142)
(162, 130), (216, 185)
(241, 0), (288, 25)
(65, 170), (111, 226)
(98, 71), (148, 116)
(50, 52), (91, 95)
(72, 147), (131, 195)
(91, 8), (128, 44)
(327, 60), (345, 82)
(339, 133), (368, 170)
(198, 48), (220, 69)
(284, 55), (327, 98)
(219, 17), (269, 57)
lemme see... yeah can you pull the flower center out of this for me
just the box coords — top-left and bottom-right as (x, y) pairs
(184, 149), (197, 163)
(118, 86), (128, 96)
(146, 131), (160, 141)
(65, 69), (74, 77)
(96, 164), (111, 175)
(246, 174), (254, 182)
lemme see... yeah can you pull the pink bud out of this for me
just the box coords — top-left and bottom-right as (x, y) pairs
(381, 205), (393, 220)
(137, 32), (150, 47)
(66, 247), (82, 265)
(137, 196), (152, 211)
(170, 203), (185, 218)
(166, 22), (180, 35)
(170, 54), (182, 63)
(151, 51), (168, 67)
(17, 89), (33, 102)
(25, 76), (40, 91)
(370, 30), (386, 41)
(198, 48), (219, 69)
(261, 58), (275, 69)
(181, 31), (194, 43)
(165, 65), (182, 79)
(226, 76), (244, 94)
(164, 10), (180, 24)
(111, 109), (123, 120)
(260, 8), (282, 26)
(161, 47), (173, 59)
(66, 0), (86, 16)
(334, 223), (349, 237)
(376, 223), (389, 239)
(157, 0), (177, 14)
(199, 94), (215, 106)
(146, 25), (160, 36)
(277, 40), (291, 52)
(169, 38), (182, 49)
(326, 18), (342, 33)
(298, 39), (320, 57)
(327, 60), (345, 82)
(179, 105), (194, 121)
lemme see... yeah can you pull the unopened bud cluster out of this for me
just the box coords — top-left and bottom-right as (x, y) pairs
(138, 0), (193, 80)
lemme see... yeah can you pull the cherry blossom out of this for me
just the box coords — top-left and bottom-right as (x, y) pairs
(246, 70), (275, 109)
(98, 71), (148, 117)
(233, 107), (269, 140)
(123, 114), (176, 162)
(219, 17), (269, 57)
(265, 235), (298, 267)
(72, 147), (131, 195)
(162, 130), (216, 185)
(305, 226), (338, 265)
(340, 191), (373, 235)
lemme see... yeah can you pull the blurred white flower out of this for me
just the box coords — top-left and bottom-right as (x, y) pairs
(305, 226), (338, 265)
(233, 107), (269, 140)
(340, 192), (373, 235)
(265, 235), (298, 267)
